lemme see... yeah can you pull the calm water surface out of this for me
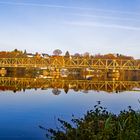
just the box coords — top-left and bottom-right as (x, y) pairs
(0, 74), (140, 139)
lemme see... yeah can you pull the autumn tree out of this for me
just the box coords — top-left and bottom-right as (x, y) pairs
(83, 52), (90, 57)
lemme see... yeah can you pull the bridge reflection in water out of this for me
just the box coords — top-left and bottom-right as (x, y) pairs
(0, 72), (140, 93)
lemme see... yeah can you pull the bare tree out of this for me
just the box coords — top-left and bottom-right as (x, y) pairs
(74, 53), (80, 57)
(53, 49), (62, 56)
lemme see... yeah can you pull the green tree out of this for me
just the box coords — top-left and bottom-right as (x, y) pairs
(65, 51), (70, 57)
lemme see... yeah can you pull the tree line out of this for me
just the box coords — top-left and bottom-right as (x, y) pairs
(0, 49), (134, 60)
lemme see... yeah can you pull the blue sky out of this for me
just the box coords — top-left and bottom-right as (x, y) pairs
(0, 0), (140, 58)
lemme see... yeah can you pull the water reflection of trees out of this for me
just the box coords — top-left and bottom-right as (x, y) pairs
(52, 88), (61, 95)
(63, 84), (69, 93)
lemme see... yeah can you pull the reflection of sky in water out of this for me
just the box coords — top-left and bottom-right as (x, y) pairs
(0, 89), (140, 139)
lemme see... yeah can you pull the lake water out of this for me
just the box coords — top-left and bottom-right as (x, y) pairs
(0, 72), (140, 140)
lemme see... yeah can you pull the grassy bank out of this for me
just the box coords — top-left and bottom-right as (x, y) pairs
(40, 101), (140, 140)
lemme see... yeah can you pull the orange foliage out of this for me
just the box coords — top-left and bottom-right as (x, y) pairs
(0, 50), (27, 58)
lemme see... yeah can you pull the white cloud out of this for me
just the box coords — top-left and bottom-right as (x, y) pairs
(68, 13), (140, 22)
(66, 21), (140, 31)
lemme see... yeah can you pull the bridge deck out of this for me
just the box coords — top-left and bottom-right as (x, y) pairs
(0, 57), (140, 70)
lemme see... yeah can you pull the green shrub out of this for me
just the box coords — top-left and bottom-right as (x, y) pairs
(39, 102), (140, 140)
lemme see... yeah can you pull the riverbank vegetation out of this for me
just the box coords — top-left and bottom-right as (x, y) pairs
(40, 101), (140, 140)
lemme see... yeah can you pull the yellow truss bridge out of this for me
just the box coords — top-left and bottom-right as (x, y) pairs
(0, 57), (140, 70)
(0, 77), (140, 93)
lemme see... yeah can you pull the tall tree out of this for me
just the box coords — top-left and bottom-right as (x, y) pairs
(65, 51), (70, 57)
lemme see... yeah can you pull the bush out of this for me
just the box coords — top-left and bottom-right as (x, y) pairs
(39, 102), (140, 140)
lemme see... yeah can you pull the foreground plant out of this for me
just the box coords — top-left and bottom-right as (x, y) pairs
(39, 102), (140, 140)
